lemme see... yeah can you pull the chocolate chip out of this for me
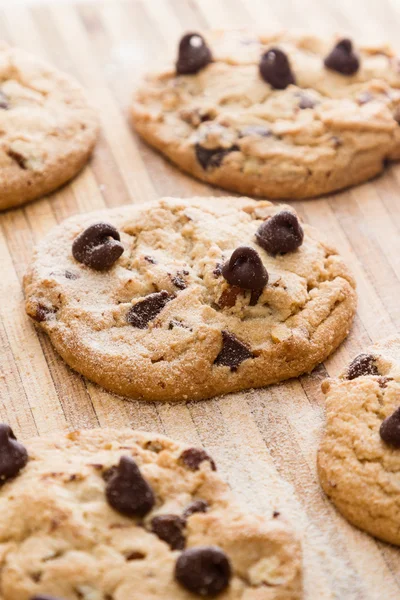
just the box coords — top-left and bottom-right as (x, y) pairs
(151, 514), (186, 550)
(72, 222), (124, 271)
(0, 424), (28, 484)
(239, 125), (271, 137)
(127, 291), (172, 328)
(32, 303), (56, 323)
(255, 211), (304, 255)
(218, 285), (242, 309)
(176, 33), (212, 75)
(175, 546), (231, 596)
(273, 510), (280, 518)
(105, 455), (155, 517)
(195, 144), (239, 170)
(250, 289), (263, 306)
(298, 95), (316, 110)
(7, 148), (27, 169)
(346, 354), (379, 380)
(0, 90), (9, 109)
(183, 499), (209, 518)
(214, 331), (253, 371)
(221, 246), (268, 292)
(378, 376), (393, 388)
(324, 39), (360, 76)
(259, 48), (295, 89)
(180, 448), (216, 471)
(172, 273), (187, 290)
(380, 407), (400, 448)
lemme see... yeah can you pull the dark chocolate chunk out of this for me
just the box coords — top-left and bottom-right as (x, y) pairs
(175, 546), (231, 596)
(105, 455), (155, 517)
(0, 424), (28, 484)
(255, 211), (304, 255)
(259, 48), (295, 89)
(324, 39), (360, 76)
(127, 291), (172, 328)
(195, 144), (239, 170)
(151, 514), (186, 550)
(180, 448), (216, 471)
(0, 90), (9, 109)
(33, 304), (56, 323)
(214, 330), (253, 371)
(239, 125), (271, 137)
(346, 353), (379, 380)
(221, 246), (268, 291)
(183, 499), (209, 518)
(72, 222), (124, 271)
(380, 407), (400, 448)
(176, 33), (212, 75)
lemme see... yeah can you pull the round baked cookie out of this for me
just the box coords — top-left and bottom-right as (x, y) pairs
(318, 336), (400, 545)
(0, 425), (302, 599)
(0, 42), (99, 210)
(24, 196), (357, 402)
(131, 30), (400, 199)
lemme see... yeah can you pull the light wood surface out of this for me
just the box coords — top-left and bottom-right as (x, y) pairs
(1, 0), (400, 598)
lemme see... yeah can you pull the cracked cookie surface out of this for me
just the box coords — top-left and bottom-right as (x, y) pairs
(318, 336), (400, 545)
(131, 30), (400, 199)
(24, 196), (356, 401)
(0, 42), (99, 210)
(0, 427), (302, 600)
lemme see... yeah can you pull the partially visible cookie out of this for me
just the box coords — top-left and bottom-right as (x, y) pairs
(0, 426), (302, 599)
(0, 43), (99, 210)
(318, 336), (400, 545)
(24, 196), (357, 401)
(131, 30), (400, 199)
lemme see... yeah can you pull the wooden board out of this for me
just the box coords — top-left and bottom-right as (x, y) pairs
(1, 0), (400, 598)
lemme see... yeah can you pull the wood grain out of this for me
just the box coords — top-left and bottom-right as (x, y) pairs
(0, 1), (399, 598)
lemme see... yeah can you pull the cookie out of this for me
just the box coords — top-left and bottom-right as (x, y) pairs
(0, 42), (99, 210)
(0, 426), (302, 599)
(24, 196), (357, 402)
(131, 30), (400, 199)
(318, 336), (400, 545)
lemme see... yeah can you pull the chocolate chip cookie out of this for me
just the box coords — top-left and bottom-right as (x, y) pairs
(131, 30), (400, 199)
(318, 336), (400, 545)
(0, 426), (302, 599)
(24, 196), (356, 401)
(0, 42), (99, 210)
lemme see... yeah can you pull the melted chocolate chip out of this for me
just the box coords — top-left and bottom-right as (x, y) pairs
(0, 90), (9, 109)
(239, 125), (271, 137)
(259, 48), (295, 89)
(127, 291), (172, 328)
(180, 448), (216, 471)
(195, 144), (239, 170)
(0, 424), (28, 484)
(214, 330), (253, 371)
(176, 33), (212, 75)
(380, 407), (400, 448)
(324, 39), (360, 76)
(221, 246), (268, 291)
(105, 455), (155, 517)
(346, 354), (379, 380)
(72, 222), (124, 271)
(255, 211), (304, 255)
(33, 304), (56, 323)
(151, 514), (186, 550)
(175, 546), (231, 596)
(250, 288), (262, 306)
(183, 499), (209, 518)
